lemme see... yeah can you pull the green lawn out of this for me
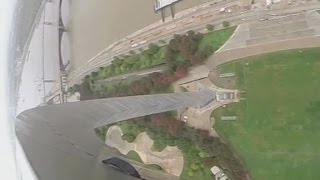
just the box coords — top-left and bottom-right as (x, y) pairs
(212, 48), (320, 180)
(126, 150), (143, 163)
(199, 27), (236, 54)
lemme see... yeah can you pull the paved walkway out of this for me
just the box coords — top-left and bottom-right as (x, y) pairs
(177, 77), (239, 136)
(105, 126), (184, 177)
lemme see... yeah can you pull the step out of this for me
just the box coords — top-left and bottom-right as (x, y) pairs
(249, 14), (306, 29)
(246, 29), (315, 46)
(250, 21), (308, 38)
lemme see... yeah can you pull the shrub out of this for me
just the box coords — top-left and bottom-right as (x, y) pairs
(129, 50), (136, 55)
(222, 21), (230, 28)
(188, 171), (194, 177)
(158, 39), (166, 44)
(122, 134), (136, 142)
(206, 24), (214, 31)
(187, 30), (195, 37)
(91, 71), (98, 77)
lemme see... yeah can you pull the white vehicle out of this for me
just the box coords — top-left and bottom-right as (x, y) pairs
(139, 40), (147, 45)
(131, 43), (138, 48)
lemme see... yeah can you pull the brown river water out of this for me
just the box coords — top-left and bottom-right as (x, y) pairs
(70, 0), (213, 69)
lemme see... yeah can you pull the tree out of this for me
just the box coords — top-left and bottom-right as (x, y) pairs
(206, 24), (214, 31)
(148, 43), (160, 55)
(84, 75), (90, 80)
(68, 87), (76, 95)
(175, 66), (188, 78)
(188, 171), (194, 177)
(152, 135), (167, 152)
(191, 163), (199, 170)
(122, 134), (136, 142)
(158, 39), (166, 44)
(173, 34), (182, 41)
(190, 50), (206, 65)
(187, 30), (195, 37)
(91, 71), (98, 77)
(129, 50), (136, 55)
(222, 21), (230, 28)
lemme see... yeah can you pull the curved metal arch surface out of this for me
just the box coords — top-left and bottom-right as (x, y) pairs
(16, 90), (215, 180)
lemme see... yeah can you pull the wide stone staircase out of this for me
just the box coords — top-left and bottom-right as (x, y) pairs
(246, 13), (318, 46)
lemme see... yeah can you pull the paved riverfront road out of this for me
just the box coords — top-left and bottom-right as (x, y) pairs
(68, 2), (320, 87)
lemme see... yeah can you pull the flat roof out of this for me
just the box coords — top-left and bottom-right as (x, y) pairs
(155, 0), (180, 11)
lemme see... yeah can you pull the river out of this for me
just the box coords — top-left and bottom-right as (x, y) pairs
(70, 0), (213, 70)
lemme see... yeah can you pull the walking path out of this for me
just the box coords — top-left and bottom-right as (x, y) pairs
(177, 77), (239, 136)
(105, 126), (184, 177)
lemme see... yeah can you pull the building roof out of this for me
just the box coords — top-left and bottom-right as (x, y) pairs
(210, 166), (221, 175)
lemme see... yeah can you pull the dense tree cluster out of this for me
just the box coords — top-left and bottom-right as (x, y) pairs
(90, 45), (166, 81)
(165, 31), (211, 72)
(75, 64), (189, 100)
(71, 30), (213, 99)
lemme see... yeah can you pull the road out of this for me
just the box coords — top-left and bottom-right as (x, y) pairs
(67, 2), (320, 87)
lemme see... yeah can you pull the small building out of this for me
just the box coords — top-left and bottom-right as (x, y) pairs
(154, 0), (181, 11)
(211, 166), (229, 180)
(216, 92), (235, 102)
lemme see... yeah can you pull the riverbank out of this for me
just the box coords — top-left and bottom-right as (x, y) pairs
(16, 0), (70, 113)
(70, 0), (217, 70)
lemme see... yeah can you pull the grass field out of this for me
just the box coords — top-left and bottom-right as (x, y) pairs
(199, 26), (236, 54)
(126, 150), (143, 163)
(212, 48), (320, 180)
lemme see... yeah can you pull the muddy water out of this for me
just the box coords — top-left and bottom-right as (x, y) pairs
(71, 0), (213, 69)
